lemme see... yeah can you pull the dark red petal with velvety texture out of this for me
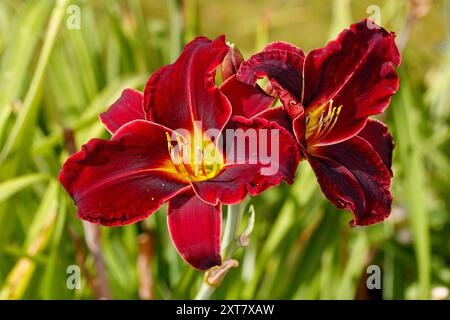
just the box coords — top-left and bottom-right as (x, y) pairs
(237, 41), (305, 107)
(143, 36), (231, 135)
(221, 44), (244, 81)
(306, 151), (365, 219)
(263, 41), (305, 57)
(220, 75), (274, 118)
(167, 189), (222, 270)
(307, 135), (392, 226)
(59, 120), (189, 226)
(292, 112), (307, 146)
(192, 116), (301, 205)
(251, 106), (292, 133)
(302, 19), (400, 145)
(357, 119), (394, 175)
(99, 89), (145, 134)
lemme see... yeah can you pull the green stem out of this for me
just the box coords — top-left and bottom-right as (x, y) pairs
(221, 204), (240, 259)
(194, 280), (216, 300)
(195, 204), (241, 300)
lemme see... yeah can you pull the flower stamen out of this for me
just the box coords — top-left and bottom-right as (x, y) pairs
(305, 100), (343, 145)
(165, 131), (223, 182)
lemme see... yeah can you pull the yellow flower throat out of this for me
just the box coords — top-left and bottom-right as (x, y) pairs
(165, 131), (223, 182)
(305, 99), (342, 145)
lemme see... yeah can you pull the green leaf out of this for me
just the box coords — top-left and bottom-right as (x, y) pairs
(0, 0), (69, 166)
(0, 174), (49, 203)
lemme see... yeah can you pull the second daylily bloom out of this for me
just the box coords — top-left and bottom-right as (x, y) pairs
(237, 19), (400, 226)
(59, 36), (300, 270)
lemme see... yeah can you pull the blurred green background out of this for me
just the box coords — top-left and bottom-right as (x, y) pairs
(0, 0), (448, 300)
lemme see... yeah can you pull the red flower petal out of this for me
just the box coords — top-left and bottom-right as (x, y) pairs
(192, 116), (301, 205)
(237, 41), (305, 117)
(143, 36), (232, 134)
(306, 151), (365, 220)
(220, 75), (274, 118)
(167, 189), (221, 270)
(307, 135), (392, 226)
(303, 19), (400, 145)
(59, 120), (189, 226)
(263, 41), (305, 57)
(292, 112), (307, 146)
(99, 89), (145, 134)
(221, 44), (244, 81)
(251, 106), (293, 132)
(357, 119), (394, 175)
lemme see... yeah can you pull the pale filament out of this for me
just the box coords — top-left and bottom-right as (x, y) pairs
(305, 99), (342, 143)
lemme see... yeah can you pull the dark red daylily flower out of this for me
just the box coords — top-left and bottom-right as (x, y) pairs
(237, 19), (400, 226)
(59, 35), (300, 270)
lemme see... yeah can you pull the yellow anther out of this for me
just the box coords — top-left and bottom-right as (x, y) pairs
(305, 100), (343, 144)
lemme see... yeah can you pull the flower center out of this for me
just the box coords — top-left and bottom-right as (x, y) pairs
(165, 132), (224, 182)
(305, 99), (342, 145)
